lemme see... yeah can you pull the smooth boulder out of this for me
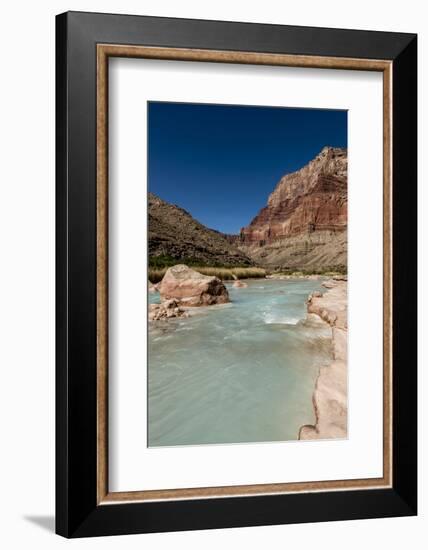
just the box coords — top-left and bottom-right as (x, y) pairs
(159, 264), (229, 306)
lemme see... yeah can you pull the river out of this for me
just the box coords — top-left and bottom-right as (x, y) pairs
(148, 279), (332, 447)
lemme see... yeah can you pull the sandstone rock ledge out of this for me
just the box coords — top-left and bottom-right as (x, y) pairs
(299, 280), (348, 440)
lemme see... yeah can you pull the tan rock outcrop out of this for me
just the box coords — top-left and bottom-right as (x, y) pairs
(158, 264), (229, 307)
(299, 280), (348, 440)
(148, 299), (188, 321)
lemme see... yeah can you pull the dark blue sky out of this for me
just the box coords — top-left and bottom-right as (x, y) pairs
(148, 102), (347, 234)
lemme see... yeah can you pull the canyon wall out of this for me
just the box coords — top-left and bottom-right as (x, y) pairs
(239, 147), (347, 270)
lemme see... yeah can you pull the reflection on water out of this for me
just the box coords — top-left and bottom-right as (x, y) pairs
(148, 279), (331, 447)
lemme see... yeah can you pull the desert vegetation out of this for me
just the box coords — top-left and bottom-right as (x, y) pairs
(271, 265), (347, 277)
(149, 265), (266, 284)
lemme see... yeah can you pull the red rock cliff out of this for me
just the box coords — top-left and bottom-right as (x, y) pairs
(240, 147), (347, 246)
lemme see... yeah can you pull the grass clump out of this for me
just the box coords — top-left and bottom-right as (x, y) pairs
(149, 255), (203, 269)
(273, 265), (347, 277)
(148, 265), (266, 283)
(196, 266), (266, 281)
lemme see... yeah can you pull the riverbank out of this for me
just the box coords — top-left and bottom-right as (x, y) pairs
(299, 279), (348, 440)
(267, 272), (346, 281)
(149, 265), (266, 284)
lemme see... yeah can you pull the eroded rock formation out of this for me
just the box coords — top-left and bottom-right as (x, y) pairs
(239, 147), (347, 270)
(148, 299), (188, 321)
(299, 280), (348, 440)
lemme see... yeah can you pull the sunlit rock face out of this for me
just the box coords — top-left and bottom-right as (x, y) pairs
(159, 264), (230, 307)
(239, 147), (347, 270)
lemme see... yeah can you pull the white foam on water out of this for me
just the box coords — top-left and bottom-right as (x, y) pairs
(263, 313), (301, 325)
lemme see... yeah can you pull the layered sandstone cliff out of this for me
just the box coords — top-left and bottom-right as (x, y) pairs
(239, 147), (347, 270)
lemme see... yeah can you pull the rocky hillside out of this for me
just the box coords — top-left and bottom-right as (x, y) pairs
(148, 193), (253, 267)
(239, 147), (347, 270)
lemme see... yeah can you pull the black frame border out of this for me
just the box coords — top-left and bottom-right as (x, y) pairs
(56, 11), (417, 538)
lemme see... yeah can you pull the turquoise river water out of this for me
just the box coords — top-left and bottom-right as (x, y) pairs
(148, 279), (332, 447)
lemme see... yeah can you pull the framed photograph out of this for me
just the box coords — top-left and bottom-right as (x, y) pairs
(56, 11), (417, 537)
